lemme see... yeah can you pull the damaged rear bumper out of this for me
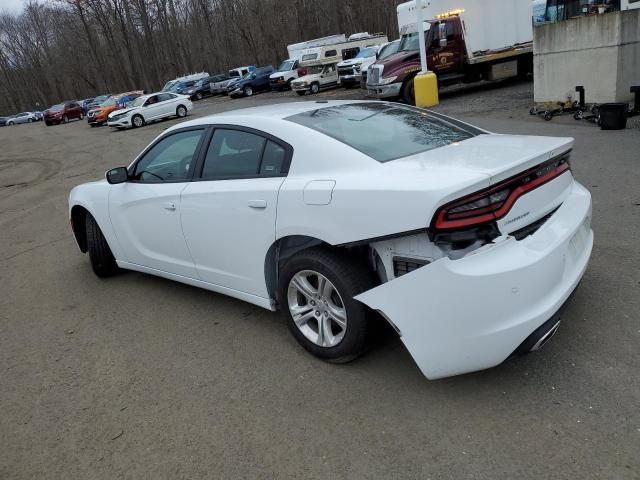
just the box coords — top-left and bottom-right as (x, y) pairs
(355, 180), (593, 380)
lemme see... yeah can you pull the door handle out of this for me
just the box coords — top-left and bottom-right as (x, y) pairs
(248, 199), (267, 209)
(164, 202), (177, 211)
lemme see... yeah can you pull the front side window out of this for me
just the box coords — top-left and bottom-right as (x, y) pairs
(133, 129), (204, 183)
(287, 103), (477, 163)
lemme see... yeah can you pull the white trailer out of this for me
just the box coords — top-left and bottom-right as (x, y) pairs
(287, 35), (347, 61)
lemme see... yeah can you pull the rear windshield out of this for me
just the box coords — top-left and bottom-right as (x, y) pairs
(287, 103), (478, 162)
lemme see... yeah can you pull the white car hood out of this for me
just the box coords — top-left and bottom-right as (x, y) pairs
(338, 58), (364, 67)
(108, 107), (135, 119)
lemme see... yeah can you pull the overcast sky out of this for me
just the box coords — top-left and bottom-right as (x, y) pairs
(1, 0), (27, 14)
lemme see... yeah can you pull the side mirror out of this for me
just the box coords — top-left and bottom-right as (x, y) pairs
(106, 167), (129, 184)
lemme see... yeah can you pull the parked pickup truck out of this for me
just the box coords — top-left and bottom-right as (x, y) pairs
(291, 64), (339, 95)
(368, 0), (533, 104)
(337, 46), (380, 88)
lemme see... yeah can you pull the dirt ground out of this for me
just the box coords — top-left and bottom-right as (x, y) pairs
(1, 80), (639, 479)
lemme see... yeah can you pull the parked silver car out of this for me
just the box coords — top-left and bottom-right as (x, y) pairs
(5, 112), (38, 125)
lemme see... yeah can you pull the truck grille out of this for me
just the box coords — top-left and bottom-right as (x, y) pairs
(368, 66), (381, 85)
(338, 66), (356, 76)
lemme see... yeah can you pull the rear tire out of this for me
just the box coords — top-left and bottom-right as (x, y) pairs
(79, 112), (84, 120)
(28, 118), (33, 123)
(278, 248), (377, 363)
(195, 92), (203, 100)
(176, 105), (187, 118)
(85, 214), (119, 278)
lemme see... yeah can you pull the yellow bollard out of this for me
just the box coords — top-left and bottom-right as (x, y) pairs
(414, 71), (439, 108)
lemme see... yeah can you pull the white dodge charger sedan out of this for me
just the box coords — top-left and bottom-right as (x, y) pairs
(107, 92), (192, 129)
(69, 101), (593, 379)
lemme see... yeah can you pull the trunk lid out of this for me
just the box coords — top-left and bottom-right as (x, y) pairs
(392, 134), (575, 234)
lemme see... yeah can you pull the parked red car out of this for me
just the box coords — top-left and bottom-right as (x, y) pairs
(44, 101), (84, 126)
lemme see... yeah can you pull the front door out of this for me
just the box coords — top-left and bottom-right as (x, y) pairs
(181, 127), (291, 298)
(321, 64), (339, 88)
(429, 19), (464, 74)
(109, 128), (206, 278)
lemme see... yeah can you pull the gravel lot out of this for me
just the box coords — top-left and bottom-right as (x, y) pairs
(1, 80), (639, 479)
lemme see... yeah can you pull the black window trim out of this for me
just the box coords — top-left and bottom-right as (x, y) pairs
(192, 124), (294, 182)
(127, 126), (210, 184)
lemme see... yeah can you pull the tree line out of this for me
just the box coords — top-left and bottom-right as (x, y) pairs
(0, 0), (402, 113)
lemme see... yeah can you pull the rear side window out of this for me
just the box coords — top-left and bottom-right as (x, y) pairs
(201, 129), (289, 179)
(202, 130), (265, 179)
(287, 103), (478, 163)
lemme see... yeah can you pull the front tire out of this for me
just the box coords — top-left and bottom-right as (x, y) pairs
(402, 77), (415, 105)
(244, 85), (253, 97)
(79, 112), (84, 120)
(176, 105), (187, 118)
(310, 82), (320, 94)
(63, 115), (69, 124)
(85, 214), (119, 278)
(132, 114), (144, 128)
(279, 249), (377, 363)
(195, 92), (203, 100)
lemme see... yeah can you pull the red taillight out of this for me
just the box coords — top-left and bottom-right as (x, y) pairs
(433, 153), (571, 231)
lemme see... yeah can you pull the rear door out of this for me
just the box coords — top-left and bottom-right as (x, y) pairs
(109, 127), (206, 277)
(180, 127), (292, 297)
(156, 93), (177, 118)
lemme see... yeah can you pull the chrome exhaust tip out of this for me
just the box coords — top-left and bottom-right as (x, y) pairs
(510, 312), (563, 358)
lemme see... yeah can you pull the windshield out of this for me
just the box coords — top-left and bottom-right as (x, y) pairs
(287, 103), (477, 163)
(278, 60), (296, 72)
(379, 42), (400, 60)
(356, 47), (377, 59)
(49, 104), (64, 112)
(100, 97), (117, 107)
(130, 97), (146, 107)
(399, 32), (421, 52)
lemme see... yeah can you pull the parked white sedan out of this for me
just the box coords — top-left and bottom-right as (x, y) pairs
(69, 101), (593, 379)
(107, 92), (192, 129)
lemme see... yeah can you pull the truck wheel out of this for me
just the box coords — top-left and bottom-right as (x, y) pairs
(310, 83), (320, 94)
(244, 86), (253, 97)
(286, 78), (293, 90)
(279, 248), (377, 363)
(195, 92), (203, 100)
(402, 77), (415, 105)
(85, 213), (119, 278)
(296, 91), (306, 96)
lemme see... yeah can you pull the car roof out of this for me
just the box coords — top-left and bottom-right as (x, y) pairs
(175, 100), (386, 128)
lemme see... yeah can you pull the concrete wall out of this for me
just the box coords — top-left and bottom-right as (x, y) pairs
(534, 9), (640, 104)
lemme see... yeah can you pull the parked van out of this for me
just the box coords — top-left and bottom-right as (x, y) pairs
(161, 72), (209, 92)
(269, 58), (300, 91)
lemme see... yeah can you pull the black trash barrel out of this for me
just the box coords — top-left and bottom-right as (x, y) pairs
(599, 103), (628, 130)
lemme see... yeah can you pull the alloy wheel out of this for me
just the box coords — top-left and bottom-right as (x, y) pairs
(287, 270), (348, 348)
(177, 106), (187, 117)
(244, 86), (253, 97)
